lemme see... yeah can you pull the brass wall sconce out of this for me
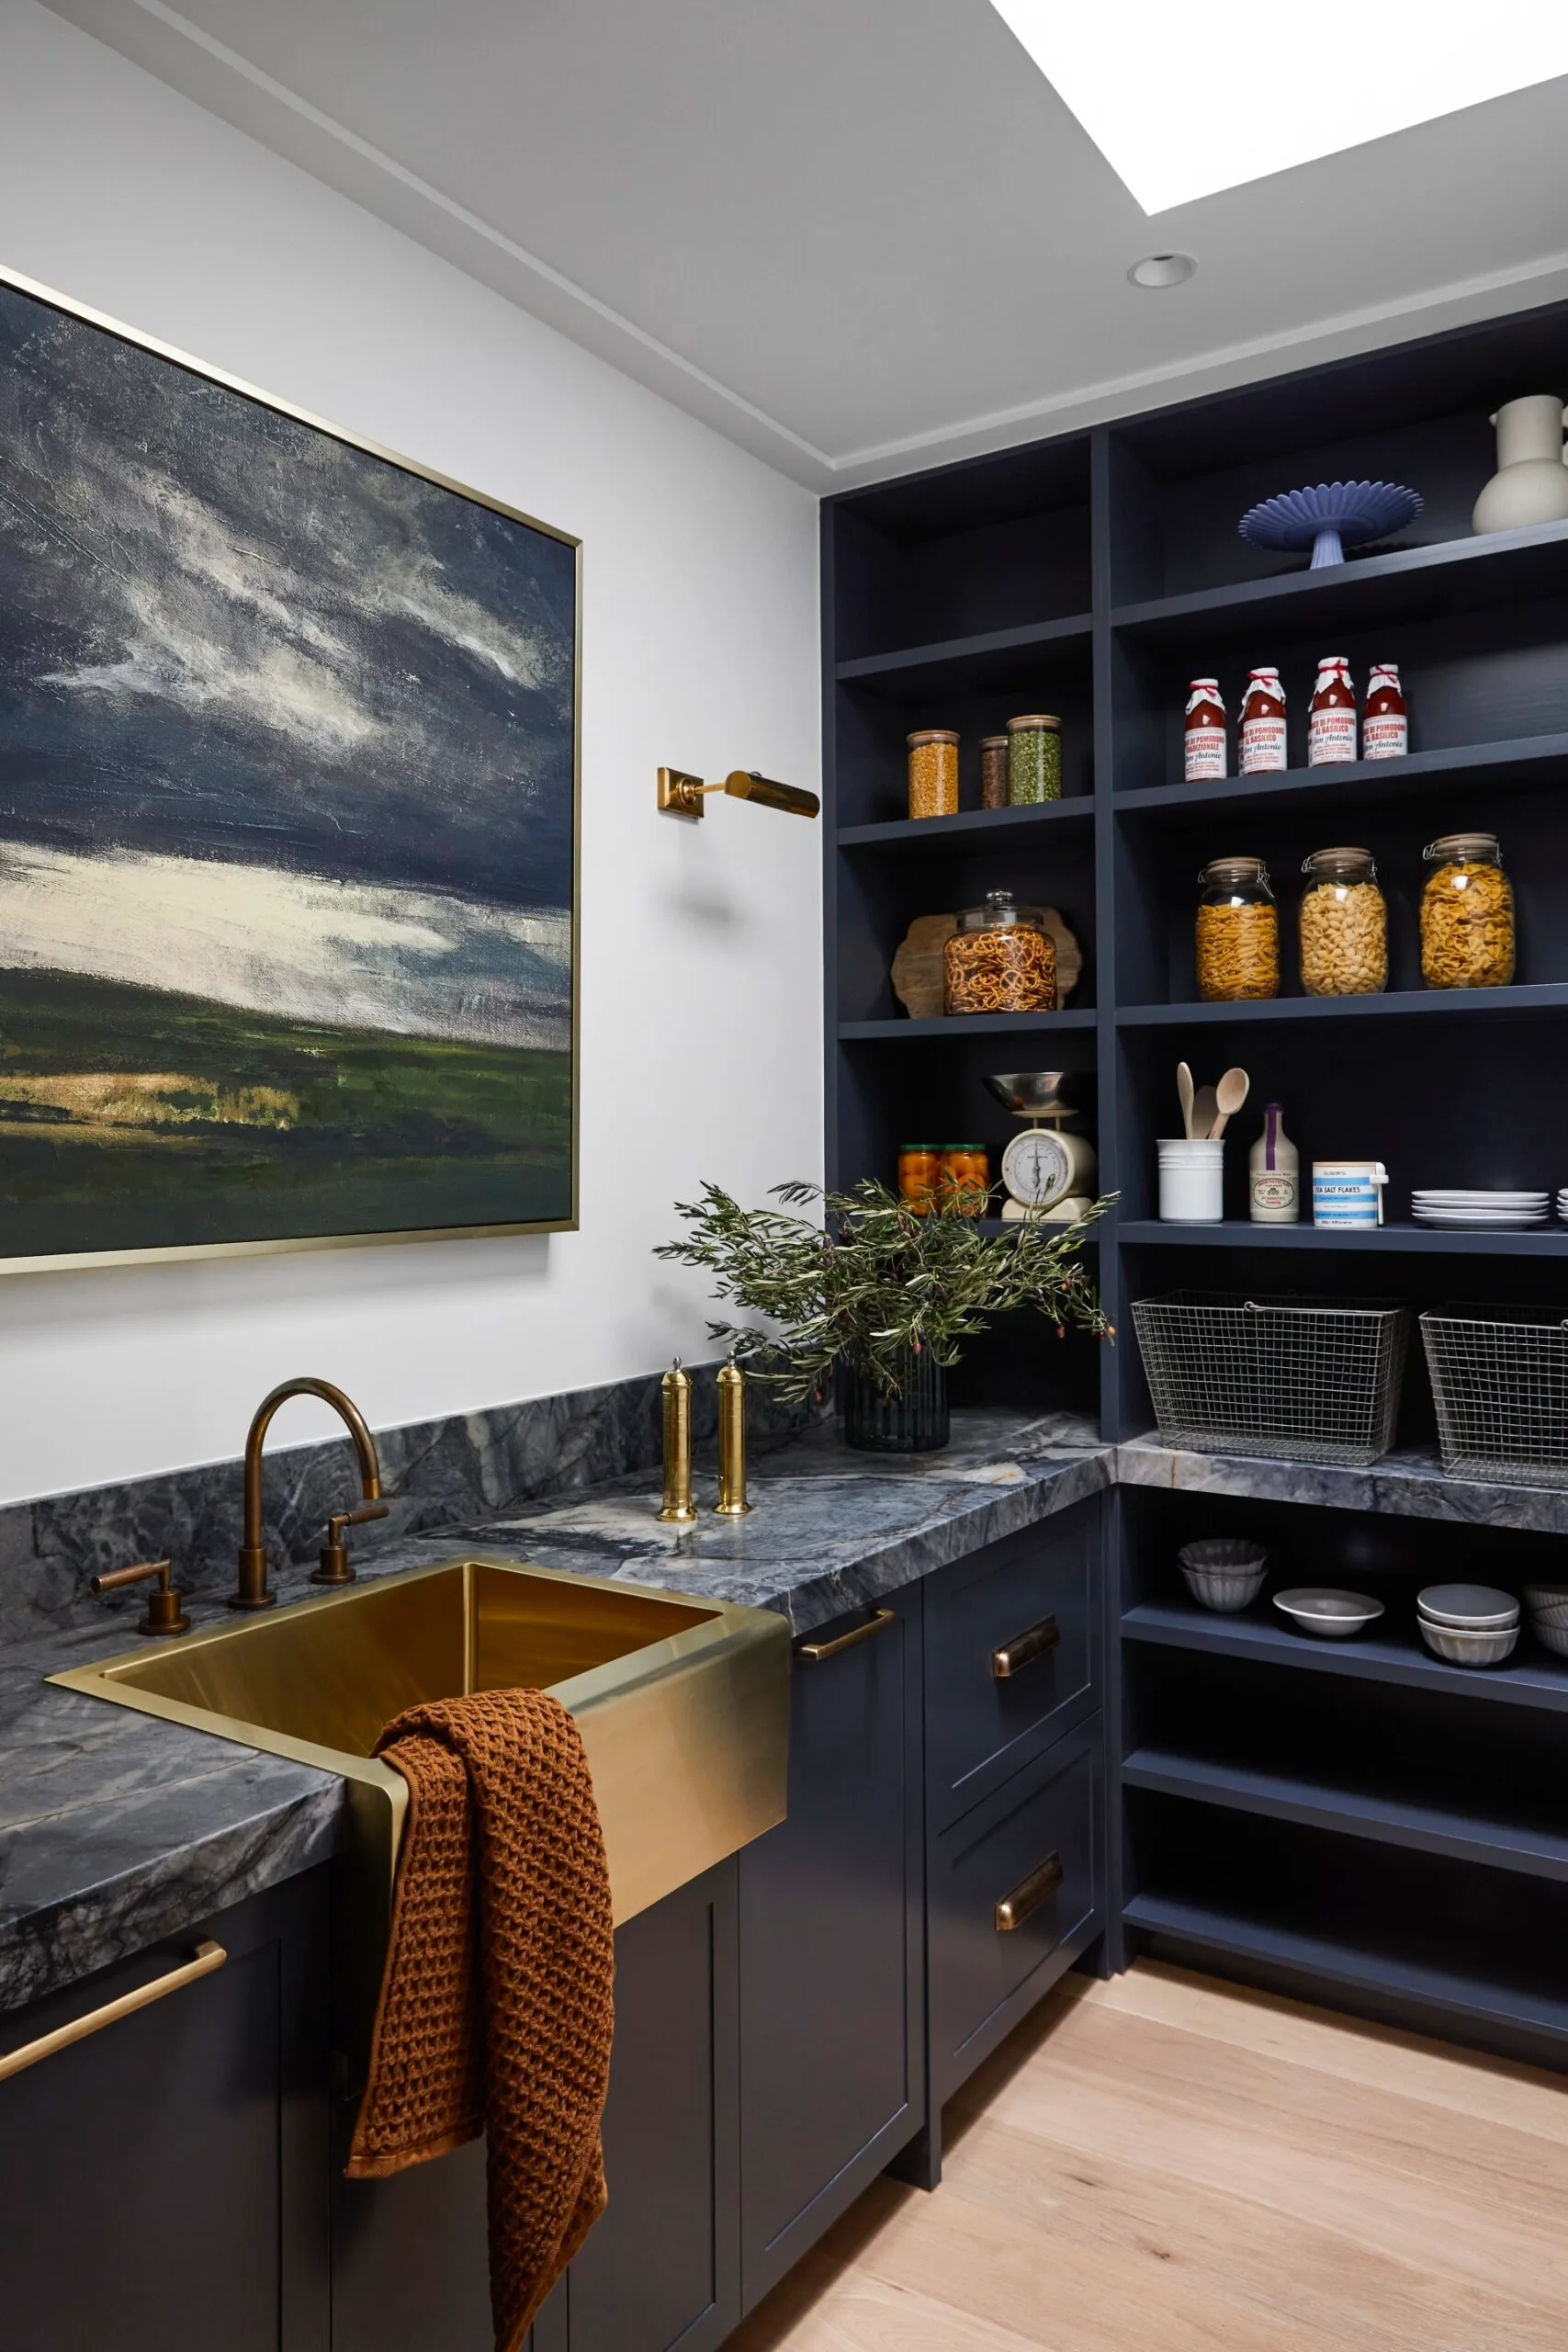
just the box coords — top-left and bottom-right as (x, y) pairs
(658, 766), (820, 820)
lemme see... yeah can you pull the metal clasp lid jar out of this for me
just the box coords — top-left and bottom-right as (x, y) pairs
(943, 890), (1056, 1014)
(1420, 831), (1515, 989)
(1299, 846), (1387, 997)
(1195, 856), (1279, 1001)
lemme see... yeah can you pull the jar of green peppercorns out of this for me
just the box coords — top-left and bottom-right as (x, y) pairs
(1006, 713), (1062, 805)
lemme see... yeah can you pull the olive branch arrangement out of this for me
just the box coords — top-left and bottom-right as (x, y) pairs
(654, 1178), (1115, 1403)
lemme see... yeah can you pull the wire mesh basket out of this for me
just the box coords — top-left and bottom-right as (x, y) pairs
(1132, 1290), (1411, 1465)
(1422, 1305), (1568, 1486)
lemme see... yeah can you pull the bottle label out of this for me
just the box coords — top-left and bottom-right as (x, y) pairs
(1240, 717), (1287, 773)
(1362, 713), (1408, 759)
(1252, 1173), (1297, 1210)
(1184, 724), (1226, 781)
(1308, 707), (1358, 766)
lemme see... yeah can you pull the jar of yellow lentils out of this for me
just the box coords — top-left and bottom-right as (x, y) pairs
(1420, 832), (1515, 989)
(1195, 856), (1280, 1001)
(907, 729), (959, 820)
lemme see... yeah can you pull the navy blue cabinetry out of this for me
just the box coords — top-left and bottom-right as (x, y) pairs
(333, 1858), (739, 2352)
(0, 1874), (331, 2352)
(737, 1590), (925, 2312)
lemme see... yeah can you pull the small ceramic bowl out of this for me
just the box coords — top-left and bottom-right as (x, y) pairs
(1273, 1588), (1384, 1640)
(1525, 1586), (1568, 1621)
(1531, 1619), (1568, 1658)
(1178, 1539), (1267, 1614)
(1417, 1583), (1519, 1631)
(1418, 1617), (1518, 1668)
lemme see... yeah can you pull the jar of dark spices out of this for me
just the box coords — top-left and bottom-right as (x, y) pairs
(979, 734), (1010, 810)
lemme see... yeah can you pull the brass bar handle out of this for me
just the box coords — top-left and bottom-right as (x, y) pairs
(795, 1607), (897, 1662)
(991, 1613), (1060, 1680)
(995, 1852), (1063, 1934)
(0, 1940), (226, 2085)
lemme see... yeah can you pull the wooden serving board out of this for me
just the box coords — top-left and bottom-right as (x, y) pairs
(891, 909), (1082, 1018)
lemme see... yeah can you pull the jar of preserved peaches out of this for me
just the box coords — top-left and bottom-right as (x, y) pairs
(943, 891), (1056, 1014)
(1420, 833), (1515, 989)
(1195, 856), (1279, 1001)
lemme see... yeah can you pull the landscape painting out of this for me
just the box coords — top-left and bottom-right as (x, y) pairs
(0, 271), (577, 1265)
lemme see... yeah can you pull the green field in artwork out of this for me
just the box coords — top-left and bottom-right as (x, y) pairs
(0, 969), (572, 1254)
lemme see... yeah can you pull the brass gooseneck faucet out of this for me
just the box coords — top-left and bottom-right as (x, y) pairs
(232, 1376), (385, 1611)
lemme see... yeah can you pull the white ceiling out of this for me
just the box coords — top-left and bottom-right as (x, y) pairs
(44, 0), (1568, 490)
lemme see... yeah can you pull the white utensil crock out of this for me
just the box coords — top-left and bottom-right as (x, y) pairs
(1158, 1137), (1224, 1223)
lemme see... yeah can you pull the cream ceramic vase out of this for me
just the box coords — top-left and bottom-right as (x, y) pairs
(1472, 395), (1568, 535)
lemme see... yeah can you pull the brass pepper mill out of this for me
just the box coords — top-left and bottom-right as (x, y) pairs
(716, 1351), (751, 1518)
(658, 1357), (698, 1524)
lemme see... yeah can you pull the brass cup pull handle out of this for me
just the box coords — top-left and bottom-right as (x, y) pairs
(795, 1607), (897, 1662)
(0, 1940), (227, 2084)
(995, 1852), (1064, 1934)
(991, 1613), (1060, 1680)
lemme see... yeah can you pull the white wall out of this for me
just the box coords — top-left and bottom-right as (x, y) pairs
(0, 2), (823, 1501)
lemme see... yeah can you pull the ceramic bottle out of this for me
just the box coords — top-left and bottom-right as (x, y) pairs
(1472, 396), (1568, 535)
(1248, 1102), (1299, 1224)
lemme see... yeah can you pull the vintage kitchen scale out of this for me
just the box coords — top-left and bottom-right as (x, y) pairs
(982, 1072), (1097, 1222)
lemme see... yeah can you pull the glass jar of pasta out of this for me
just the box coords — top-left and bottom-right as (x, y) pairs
(1195, 857), (1279, 1001)
(943, 891), (1056, 1014)
(1420, 833), (1515, 989)
(1299, 847), (1387, 996)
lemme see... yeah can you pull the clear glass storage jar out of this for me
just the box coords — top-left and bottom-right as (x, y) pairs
(907, 729), (959, 820)
(1420, 832), (1515, 989)
(943, 890), (1056, 1014)
(1006, 714), (1062, 805)
(1195, 856), (1279, 1001)
(1299, 846), (1387, 996)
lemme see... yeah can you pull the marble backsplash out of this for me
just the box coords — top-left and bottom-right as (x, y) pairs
(0, 1363), (818, 1647)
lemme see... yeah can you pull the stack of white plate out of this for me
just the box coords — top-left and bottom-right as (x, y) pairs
(1557, 1190), (1568, 1225)
(1412, 1189), (1550, 1227)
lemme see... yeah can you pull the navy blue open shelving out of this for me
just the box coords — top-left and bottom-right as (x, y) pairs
(822, 289), (1568, 2075)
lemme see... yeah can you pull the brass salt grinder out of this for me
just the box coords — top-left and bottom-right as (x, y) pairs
(716, 1351), (751, 1518)
(658, 1358), (699, 1523)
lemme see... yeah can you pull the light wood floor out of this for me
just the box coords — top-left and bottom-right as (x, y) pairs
(728, 1961), (1568, 2351)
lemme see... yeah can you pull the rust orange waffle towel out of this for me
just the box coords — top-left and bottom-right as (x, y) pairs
(345, 1687), (615, 2351)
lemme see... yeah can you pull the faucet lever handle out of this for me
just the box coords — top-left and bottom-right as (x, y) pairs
(313, 1501), (389, 1589)
(91, 1557), (190, 1637)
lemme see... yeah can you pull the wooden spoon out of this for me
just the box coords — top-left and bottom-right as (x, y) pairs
(1177, 1061), (1195, 1141)
(1209, 1066), (1250, 1141)
(1191, 1083), (1218, 1141)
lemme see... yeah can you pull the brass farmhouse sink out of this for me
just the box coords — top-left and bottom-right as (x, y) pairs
(51, 1557), (789, 2048)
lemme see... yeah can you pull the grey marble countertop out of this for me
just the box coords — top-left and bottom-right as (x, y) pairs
(13, 1407), (1565, 2020)
(0, 1408), (1108, 2018)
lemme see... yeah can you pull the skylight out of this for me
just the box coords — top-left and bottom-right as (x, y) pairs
(988, 1), (1568, 215)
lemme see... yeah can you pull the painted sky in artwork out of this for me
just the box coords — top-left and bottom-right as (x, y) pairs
(0, 277), (575, 1047)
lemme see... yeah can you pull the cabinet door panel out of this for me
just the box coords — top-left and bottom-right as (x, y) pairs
(925, 1498), (1100, 1830)
(929, 1720), (1101, 2104)
(0, 1874), (329, 2352)
(739, 1595), (922, 2310)
(567, 1860), (738, 2352)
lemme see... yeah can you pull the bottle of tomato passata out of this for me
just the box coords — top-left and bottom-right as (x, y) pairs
(1239, 667), (1287, 773)
(1183, 678), (1226, 781)
(1307, 657), (1357, 766)
(1362, 662), (1408, 759)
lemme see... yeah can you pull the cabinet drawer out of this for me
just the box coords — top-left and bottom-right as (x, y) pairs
(925, 1498), (1100, 1827)
(929, 1721), (1100, 2104)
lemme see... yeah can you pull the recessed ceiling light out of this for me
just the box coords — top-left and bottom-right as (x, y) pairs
(1129, 254), (1197, 290)
(988, 0), (1568, 214)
